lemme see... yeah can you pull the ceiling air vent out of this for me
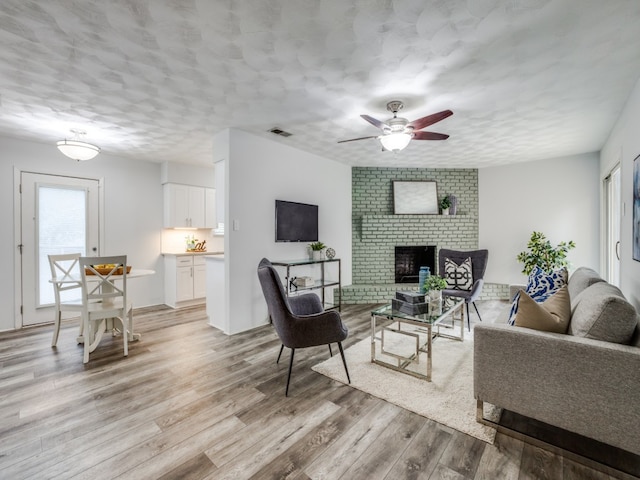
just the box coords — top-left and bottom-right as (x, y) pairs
(268, 127), (292, 137)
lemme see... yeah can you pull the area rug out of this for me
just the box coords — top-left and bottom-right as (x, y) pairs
(312, 329), (498, 444)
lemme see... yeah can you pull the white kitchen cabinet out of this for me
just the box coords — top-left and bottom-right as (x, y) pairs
(164, 255), (207, 308)
(163, 184), (215, 228)
(193, 260), (207, 298)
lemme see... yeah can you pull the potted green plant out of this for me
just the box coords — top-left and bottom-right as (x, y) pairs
(423, 274), (447, 302)
(440, 196), (451, 215)
(516, 231), (576, 275)
(308, 241), (326, 261)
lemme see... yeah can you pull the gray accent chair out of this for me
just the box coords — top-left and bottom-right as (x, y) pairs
(438, 248), (489, 331)
(257, 258), (350, 396)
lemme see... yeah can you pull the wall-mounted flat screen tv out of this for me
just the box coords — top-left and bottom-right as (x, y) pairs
(275, 200), (318, 242)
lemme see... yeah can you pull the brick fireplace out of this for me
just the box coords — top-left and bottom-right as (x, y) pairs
(338, 166), (508, 304)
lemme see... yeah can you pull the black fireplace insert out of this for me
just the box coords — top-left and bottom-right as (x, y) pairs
(395, 245), (436, 283)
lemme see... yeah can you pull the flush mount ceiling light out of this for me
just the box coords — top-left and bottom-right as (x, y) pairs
(56, 129), (101, 161)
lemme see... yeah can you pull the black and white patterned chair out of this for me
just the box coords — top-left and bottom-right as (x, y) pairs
(438, 248), (489, 331)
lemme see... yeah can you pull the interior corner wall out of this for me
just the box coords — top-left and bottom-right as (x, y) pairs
(225, 129), (352, 335)
(478, 153), (600, 286)
(600, 75), (640, 310)
(0, 135), (164, 332)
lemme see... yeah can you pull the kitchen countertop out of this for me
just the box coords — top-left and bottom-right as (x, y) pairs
(162, 251), (224, 256)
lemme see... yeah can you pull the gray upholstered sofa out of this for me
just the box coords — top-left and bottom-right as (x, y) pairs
(474, 267), (640, 456)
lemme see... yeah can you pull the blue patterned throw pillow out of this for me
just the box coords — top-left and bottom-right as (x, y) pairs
(508, 266), (568, 325)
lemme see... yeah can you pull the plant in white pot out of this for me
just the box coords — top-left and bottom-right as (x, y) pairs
(516, 231), (576, 275)
(423, 274), (447, 301)
(439, 196), (451, 215)
(423, 274), (447, 315)
(309, 241), (326, 261)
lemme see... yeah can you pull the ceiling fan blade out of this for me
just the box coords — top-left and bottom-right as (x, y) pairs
(337, 135), (378, 144)
(412, 131), (449, 141)
(360, 114), (387, 130)
(408, 110), (453, 131)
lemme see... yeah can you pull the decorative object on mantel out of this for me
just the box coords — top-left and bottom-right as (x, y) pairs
(439, 195), (451, 215)
(393, 181), (438, 214)
(448, 195), (458, 215)
(308, 241), (326, 261)
(325, 247), (336, 259)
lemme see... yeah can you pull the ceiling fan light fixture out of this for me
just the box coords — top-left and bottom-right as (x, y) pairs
(379, 132), (412, 152)
(56, 129), (100, 161)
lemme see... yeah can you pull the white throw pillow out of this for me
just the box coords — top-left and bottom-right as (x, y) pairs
(444, 257), (473, 291)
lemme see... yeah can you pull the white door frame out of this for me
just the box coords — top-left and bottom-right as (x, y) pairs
(604, 163), (622, 287)
(13, 167), (105, 329)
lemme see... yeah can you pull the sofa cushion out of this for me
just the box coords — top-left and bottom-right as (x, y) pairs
(444, 256), (473, 290)
(567, 267), (605, 300)
(569, 282), (637, 344)
(508, 266), (568, 325)
(515, 286), (571, 334)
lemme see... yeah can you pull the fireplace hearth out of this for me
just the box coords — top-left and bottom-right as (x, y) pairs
(395, 246), (436, 283)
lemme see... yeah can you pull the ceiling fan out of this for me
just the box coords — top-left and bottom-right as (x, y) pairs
(338, 101), (453, 152)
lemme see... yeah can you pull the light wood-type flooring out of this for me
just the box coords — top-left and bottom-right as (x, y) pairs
(0, 301), (635, 479)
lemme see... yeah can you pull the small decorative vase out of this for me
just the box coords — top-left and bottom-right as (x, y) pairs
(442, 208), (450, 216)
(418, 266), (430, 293)
(312, 250), (322, 261)
(448, 195), (457, 215)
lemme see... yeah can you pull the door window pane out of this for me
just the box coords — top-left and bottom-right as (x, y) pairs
(38, 186), (87, 306)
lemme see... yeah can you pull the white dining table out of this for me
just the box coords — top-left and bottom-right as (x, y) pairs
(50, 268), (155, 343)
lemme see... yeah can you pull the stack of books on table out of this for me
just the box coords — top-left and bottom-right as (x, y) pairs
(392, 291), (428, 315)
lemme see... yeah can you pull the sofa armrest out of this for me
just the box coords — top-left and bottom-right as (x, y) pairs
(474, 323), (640, 455)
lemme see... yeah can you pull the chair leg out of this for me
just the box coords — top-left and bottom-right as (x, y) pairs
(83, 317), (91, 364)
(466, 302), (471, 331)
(473, 302), (483, 322)
(276, 344), (284, 364)
(285, 348), (295, 397)
(51, 310), (61, 347)
(337, 342), (351, 384)
(328, 344), (333, 357)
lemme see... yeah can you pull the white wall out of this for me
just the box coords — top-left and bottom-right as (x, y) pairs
(222, 129), (352, 334)
(479, 153), (600, 286)
(160, 161), (215, 188)
(601, 76), (640, 310)
(0, 135), (165, 331)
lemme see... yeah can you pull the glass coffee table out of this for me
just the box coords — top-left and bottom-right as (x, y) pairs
(370, 295), (465, 381)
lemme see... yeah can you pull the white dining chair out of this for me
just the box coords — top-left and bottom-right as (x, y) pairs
(79, 255), (133, 363)
(48, 253), (84, 347)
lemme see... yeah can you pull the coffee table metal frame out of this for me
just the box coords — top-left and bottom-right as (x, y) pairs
(370, 297), (465, 381)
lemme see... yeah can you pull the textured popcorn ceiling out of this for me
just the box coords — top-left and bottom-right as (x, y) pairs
(0, 0), (639, 168)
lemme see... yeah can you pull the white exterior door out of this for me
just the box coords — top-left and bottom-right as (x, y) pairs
(20, 172), (100, 326)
